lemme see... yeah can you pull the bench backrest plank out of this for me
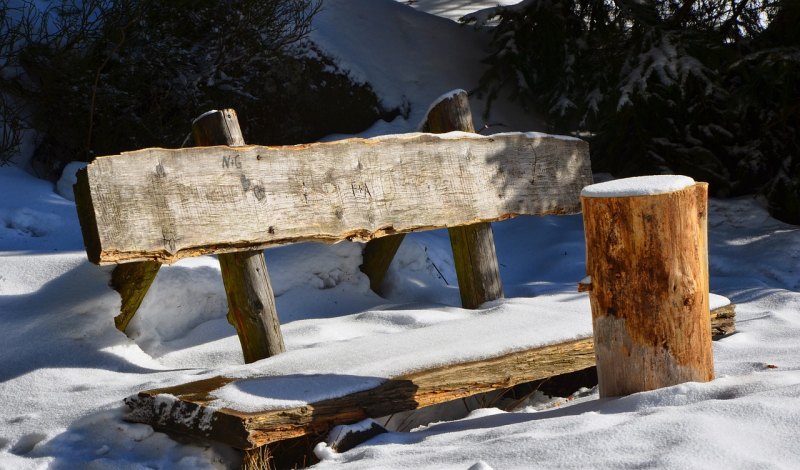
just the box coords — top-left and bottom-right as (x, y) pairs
(76, 132), (591, 265)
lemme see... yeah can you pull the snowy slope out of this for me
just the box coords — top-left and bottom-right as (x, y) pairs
(311, 0), (540, 138)
(1, 1), (800, 469)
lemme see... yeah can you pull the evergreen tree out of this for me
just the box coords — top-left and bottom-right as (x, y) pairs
(467, 0), (799, 223)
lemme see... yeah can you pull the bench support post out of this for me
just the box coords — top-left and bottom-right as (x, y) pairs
(426, 91), (504, 309)
(360, 235), (405, 295)
(111, 261), (161, 332)
(192, 109), (285, 362)
(361, 90), (504, 308)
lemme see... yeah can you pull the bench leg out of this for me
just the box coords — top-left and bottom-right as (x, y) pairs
(449, 222), (504, 309)
(360, 234), (405, 295)
(111, 261), (161, 332)
(193, 109), (286, 362)
(218, 251), (285, 362)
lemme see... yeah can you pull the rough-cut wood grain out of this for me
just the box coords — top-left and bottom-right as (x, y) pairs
(581, 182), (715, 397)
(124, 337), (596, 449)
(193, 110), (285, 363)
(123, 305), (729, 449)
(110, 261), (161, 332)
(76, 132), (592, 265)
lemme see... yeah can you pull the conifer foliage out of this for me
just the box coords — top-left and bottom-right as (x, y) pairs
(467, 0), (799, 223)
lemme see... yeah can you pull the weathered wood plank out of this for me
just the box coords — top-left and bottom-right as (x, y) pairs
(77, 132), (592, 264)
(192, 109), (285, 363)
(123, 304), (731, 450)
(124, 337), (597, 449)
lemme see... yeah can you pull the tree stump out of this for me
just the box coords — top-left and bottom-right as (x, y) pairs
(192, 109), (285, 362)
(581, 175), (714, 397)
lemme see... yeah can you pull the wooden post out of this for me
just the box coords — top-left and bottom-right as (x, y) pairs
(434, 91), (503, 309)
(111, 261), (161, 331)
(581, 176), (714, 397)
(360, 90), (504, 308)
(360, 235), (405, 294)
(192, 109), (285, 362)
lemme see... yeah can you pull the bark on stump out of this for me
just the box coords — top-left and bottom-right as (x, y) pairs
(192, 109), (285, 362)
(581, 176), (714, 397)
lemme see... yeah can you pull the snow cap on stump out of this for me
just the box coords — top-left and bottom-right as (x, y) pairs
(581, 175), (695, 198)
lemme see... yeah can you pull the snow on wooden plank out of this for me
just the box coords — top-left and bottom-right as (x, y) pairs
(123, 304), (733, 449)
(124, 337), (597, 449)
(75, 132), (592, 265)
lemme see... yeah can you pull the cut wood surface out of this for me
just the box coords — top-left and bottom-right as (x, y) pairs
(76, 132), (592, 264)
(124, 305), (732, 449)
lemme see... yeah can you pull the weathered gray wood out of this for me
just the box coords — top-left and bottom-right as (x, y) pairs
(431, 91), (503, 309)
(76, 132), (592, 265)
(192, 109), (285, 363)
(110, 261), (161, 332)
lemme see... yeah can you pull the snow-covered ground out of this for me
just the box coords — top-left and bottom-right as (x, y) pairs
(2, 1), (799, 468)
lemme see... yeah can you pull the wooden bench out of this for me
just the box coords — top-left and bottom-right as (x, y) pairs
(73, 95), (732, 465)
(75, 93), (594, 364)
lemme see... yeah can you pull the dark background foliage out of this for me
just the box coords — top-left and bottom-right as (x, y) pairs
(1, 0), (797, 224)
(1, 0), (397, 179)
(468, 0), (799, 224)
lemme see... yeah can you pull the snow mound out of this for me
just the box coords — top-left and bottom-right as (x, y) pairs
(55, 161), (88, 201)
